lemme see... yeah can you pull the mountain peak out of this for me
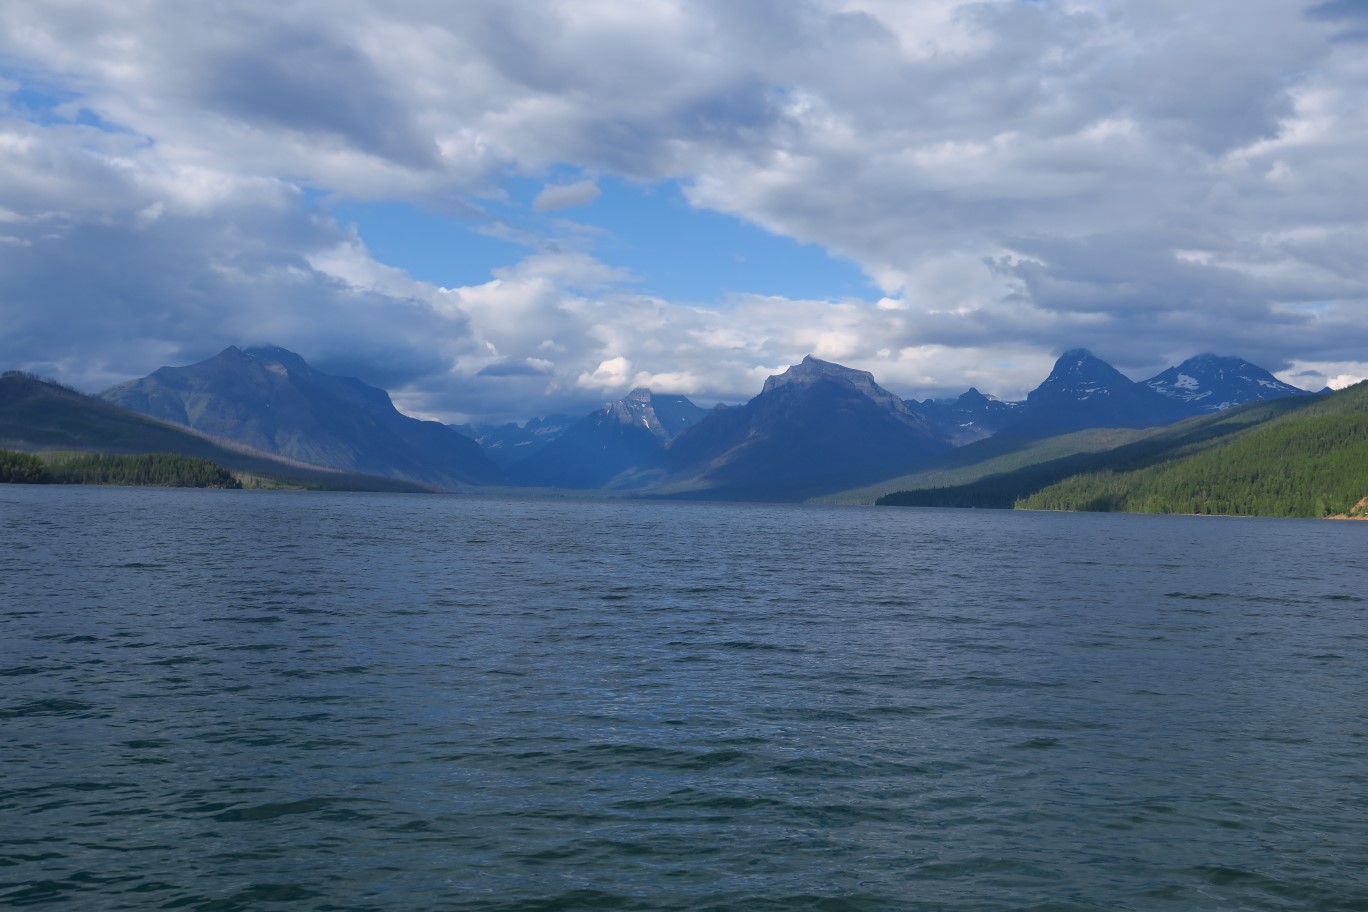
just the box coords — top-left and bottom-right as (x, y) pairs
(763, 356), (905, 412)
(600, 387), (705, 440)
(1145, 353), (1310, 410)
(1007, 348), (1192, 433)
(1049, 349), (1123, 378)
(100, 344), (500, 487)
(242, 345), (312, 373)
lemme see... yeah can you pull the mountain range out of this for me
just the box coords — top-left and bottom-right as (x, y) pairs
(102, 346), (500, 489)
(3, 344), (1322, 502)
(878, 378), (1368, 519)
(0, 371), (429, 492)
(508, 388), (709, 489)
(652, 356), (952, 500)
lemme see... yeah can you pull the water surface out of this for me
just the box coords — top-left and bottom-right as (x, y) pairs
(2, 486), (1366, 910)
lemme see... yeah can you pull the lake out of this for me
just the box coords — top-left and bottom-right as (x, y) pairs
(2, 486), (1366, 910)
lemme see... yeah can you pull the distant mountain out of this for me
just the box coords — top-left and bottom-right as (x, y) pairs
(101, 346), (500, 489)
(0, 371), (429, 492)
(451, 414), (578, 469)
(657, 356), (951, 500)
(915, 388), (1023, 445)
(1017, 381), (1365, 518)
(511, 388), (707, 488)
(1004, 349), (1190, 436)
(1144, 353), (1311, 412)
(877, 387), (1336, 513)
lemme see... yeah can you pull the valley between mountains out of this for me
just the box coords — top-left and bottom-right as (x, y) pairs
(4, 345), (1365, 518)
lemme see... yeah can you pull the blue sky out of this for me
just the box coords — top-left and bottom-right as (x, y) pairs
(331, 176), (874, 303)
(2, 1), (1367, 423)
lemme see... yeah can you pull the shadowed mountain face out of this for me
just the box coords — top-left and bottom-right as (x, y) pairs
(451, 414), (578, 469)
(1144, 354), (1312, 411)
(916, 388), (1023, 445)
(101, 346), (500, 488)
(0, 372), (429, 491)
(510, 388), (708, 489)
(1004, 349), (1191, 436)
(657, 356), (952, 500)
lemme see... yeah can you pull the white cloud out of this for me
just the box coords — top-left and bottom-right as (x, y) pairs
(1, 0), (1366, 421)
(578, 356), (634, 390)
(532, 179), (602, 212)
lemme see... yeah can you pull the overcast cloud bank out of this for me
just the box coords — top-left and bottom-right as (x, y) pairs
(1, 0), (1365, 422)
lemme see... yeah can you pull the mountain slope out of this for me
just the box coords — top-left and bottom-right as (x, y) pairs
(1143, 353), (1312, 412)
(511, 388), (707, 488)
(451, 414), (577, 469)
(101, 346), (499, 489)
(0, 371), (429, 492)
(877, 386), (1341, 513)
(656, 356), (951, 500)
(1004, 348), (1189, 436)
(815, 426), (1156, 505)
(915, 388), (1023, 445)
(1018, 381), (1368, 517)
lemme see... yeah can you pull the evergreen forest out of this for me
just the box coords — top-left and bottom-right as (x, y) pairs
(0, 450), (241, 489)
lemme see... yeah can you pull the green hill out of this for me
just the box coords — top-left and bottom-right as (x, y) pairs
(876, 391), (1334, 512)
(0, 371), (430, 492)
(1017, 382), (1368, 518)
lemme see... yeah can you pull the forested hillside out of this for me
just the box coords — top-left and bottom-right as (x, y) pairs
(880, 382), (1368, 518)
(0, 450), (241, 488)
(1019, 399), (1368, 518)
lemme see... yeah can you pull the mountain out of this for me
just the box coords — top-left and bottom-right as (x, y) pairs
(1144, 353), (1312, 412)
(451, 414), (578, 469)
(1004, 349), (1190, 436)
(0, 371), (429, 492)
(655, 355), (952, 500)
(1018, 381), (1365, 518)
(510, 388), (707, 488)
(877, 382), (1351, 516)
(101, 346), (500, 489)
(915, 388), (1023, 445)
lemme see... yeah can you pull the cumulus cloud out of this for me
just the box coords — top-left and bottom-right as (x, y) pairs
(1, 0), (1366, 422)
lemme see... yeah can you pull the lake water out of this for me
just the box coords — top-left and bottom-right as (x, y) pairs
(2, 486), (1366, 911)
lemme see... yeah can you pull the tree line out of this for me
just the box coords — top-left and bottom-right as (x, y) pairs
(0, 450), (241, 489)
(1017, 414), (1368, 518)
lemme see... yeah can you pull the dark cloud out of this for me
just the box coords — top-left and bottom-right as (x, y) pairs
(1307, 0), (1368, 19)
(194, 29), (441, 170)
(1306, 0), (1368, 39)
(477, 359), (554, 378)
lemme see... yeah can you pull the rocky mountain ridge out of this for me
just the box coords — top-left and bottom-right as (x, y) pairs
(82, 345), (1315, 498)
(101, 346), (499, 488)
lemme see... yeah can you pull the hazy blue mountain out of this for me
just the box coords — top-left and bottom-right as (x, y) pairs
(1143, 353), (1312, 412)
(451, 414), (578, 469)
(1001, 349), (1190, 436)
(101, 346), (500, 488)
(510, 388), (708, 488)
(657, 356), (951, 500)
(1, 371), (429, 492)
(915, 388), (1024, 445)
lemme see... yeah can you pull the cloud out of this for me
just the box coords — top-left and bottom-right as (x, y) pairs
(0, 0), (1366, 422)
(477, 358), (554, 377)
(532, 179), (601, 212)
(577, 356), (634, 390)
